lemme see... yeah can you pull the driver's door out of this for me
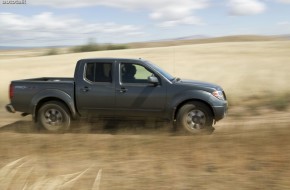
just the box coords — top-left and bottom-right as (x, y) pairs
(115, 62), (167, 117)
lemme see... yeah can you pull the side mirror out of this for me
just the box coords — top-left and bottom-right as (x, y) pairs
(148, 76), (159, 86)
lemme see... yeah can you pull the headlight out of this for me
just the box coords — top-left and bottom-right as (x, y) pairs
(212, 90), (225, 100)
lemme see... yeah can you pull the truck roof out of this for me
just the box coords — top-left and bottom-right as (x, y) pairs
(79, 58), (146, 62)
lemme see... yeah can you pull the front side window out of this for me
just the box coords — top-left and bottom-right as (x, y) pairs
(85, 62), (112, 83)
(121, 63), (155, 83)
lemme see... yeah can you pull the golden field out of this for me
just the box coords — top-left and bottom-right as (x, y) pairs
(0, 40), (290, 189)
(1, 40), (290, 104)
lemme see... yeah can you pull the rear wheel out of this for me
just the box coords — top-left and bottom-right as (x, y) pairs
(37, 101), (71, 133)
(177, 101), (214, 135)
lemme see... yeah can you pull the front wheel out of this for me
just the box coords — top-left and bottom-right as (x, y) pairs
(176, 101), (214, 135)
(37, 101), (71, 133)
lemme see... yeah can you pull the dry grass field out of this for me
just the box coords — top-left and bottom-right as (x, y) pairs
(1, 40), (290, 189)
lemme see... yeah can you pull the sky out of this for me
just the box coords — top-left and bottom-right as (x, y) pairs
(0, 0), (290, 46)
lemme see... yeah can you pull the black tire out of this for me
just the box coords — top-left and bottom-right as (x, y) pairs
(176, 101), (214, 135)
(37, 101), (71, 133)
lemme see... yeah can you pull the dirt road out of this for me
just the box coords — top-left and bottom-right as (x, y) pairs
(1, 107), (290, 190)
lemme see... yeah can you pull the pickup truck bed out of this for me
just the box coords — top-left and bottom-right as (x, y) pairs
(23, 77), (74, 82)
(10, 77), (75, 114)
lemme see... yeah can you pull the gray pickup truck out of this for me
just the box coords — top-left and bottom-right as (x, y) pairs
(6, 58), (227, 134)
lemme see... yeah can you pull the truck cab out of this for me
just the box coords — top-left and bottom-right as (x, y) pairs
(75, 58), (168, 118)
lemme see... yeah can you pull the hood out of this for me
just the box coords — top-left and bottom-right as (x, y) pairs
(177, 79), (222, 90)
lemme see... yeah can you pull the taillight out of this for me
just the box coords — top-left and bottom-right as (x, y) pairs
(9, 83), (14, 100)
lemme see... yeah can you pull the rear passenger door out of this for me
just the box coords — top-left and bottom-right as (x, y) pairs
(76, 61), (115, 117)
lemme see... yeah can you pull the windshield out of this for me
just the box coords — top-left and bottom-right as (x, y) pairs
(145, 61), (175, 81)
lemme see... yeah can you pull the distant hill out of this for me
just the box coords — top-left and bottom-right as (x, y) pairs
(0, 46), (28, 50)
(126, 35), (286, 49)
(0, 34), (288, 52)
(279, 34), (290, 39)
(0, 45), (67, 50)
(149, 35), (209, 42)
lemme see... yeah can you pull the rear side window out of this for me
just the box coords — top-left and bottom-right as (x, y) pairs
(85, 62), (112, 83)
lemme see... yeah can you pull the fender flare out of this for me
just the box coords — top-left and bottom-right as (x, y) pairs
(30, 89), (77, 121)
(168, 90), (214, 121)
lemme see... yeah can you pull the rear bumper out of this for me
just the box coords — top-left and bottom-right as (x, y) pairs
(6, 104), (16, 113)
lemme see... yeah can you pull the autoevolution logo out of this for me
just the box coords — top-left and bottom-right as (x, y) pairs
(2, 0), (26, 4)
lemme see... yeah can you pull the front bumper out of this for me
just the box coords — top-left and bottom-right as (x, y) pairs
(212, 102), (228, 121)
(6, 104), (16, 113)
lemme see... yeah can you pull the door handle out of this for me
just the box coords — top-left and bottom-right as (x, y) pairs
(116, 87), (127, 93)
(82, 86), (90, 92)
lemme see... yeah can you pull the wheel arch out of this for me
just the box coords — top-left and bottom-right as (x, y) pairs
(173, 99), (215, 122)
(34, 97), (73, 122)
(30, 90), (77, 122)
